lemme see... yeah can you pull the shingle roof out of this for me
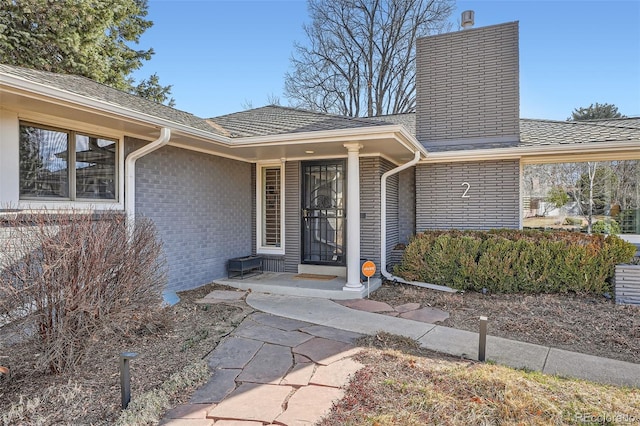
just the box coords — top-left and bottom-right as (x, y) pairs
(0, 63), (228, 138)
(364, 113), (416, 136)
(519, 118), (640, 146)
(209, 105), (389, 138)
(366, 113), (640, 151)
(3, 63), (639, 151)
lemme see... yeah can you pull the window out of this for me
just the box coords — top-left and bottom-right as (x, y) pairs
(19, 123), (117, 201)
(257, 164), (284, 253)
(522, 160), (640, 235)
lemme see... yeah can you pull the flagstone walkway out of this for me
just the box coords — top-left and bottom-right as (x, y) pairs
(160, 293), (366, 425)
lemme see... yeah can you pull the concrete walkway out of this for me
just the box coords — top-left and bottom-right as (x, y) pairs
(161, 290), (639, 425)
(247, 292), (640, 388)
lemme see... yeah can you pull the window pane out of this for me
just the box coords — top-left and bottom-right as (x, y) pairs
(522, 161), (640, 234)
(262, 167), (281, 247)
(75, 134), (117, 200)
(19, 125), (69, 198)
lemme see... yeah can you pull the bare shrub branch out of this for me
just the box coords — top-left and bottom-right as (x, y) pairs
(0, 210), (167, 373)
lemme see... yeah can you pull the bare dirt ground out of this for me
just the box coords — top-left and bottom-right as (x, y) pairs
(1, 282), (638, 424)
(371, 281), (640, 364)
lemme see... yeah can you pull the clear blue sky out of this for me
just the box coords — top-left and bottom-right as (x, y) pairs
(132, 0), (640, 120)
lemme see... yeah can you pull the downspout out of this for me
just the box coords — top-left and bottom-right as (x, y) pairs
(380, 150), (457, 293)
(125, 127), (176, 305)
(125, 127), (171, 228)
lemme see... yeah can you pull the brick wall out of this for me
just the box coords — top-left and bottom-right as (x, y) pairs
(129, 138), (252, 292)
(398, 167), (416, 244)
(360, 157), (399, 273)
(416, 22), (519, 148)
(416, 160), (520, 231)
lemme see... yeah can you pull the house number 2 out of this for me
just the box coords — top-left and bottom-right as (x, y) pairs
(461, 182), (471, 198)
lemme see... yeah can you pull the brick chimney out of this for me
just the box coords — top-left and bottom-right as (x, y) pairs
(415, 21), (520, 150)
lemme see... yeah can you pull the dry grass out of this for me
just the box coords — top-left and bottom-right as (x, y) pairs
(0, 283), (252, 425)
(321, 333), (640, 425)
(115, 360), (210, 426)
(3, 278), (639, 425)
(372, 282), (640, 364)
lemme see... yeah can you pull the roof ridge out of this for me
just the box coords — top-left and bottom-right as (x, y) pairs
(520, 117), (640, 129)
(211, 104), (394, 127)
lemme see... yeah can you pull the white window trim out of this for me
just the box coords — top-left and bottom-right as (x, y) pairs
(256, 161), (285, 255)
(15, 120), (124, 210)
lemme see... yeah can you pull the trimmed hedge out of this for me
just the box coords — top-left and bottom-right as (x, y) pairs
(394, 229), (637, 294)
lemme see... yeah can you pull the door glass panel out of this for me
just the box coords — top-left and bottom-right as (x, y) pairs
(302, 161), (345, 265)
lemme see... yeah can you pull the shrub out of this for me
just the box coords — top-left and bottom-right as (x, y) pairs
(590, 219), (621, 235)
(563, 217), (583, 226)
(394, 229), (636, 294)
(0, 210), (167, 373)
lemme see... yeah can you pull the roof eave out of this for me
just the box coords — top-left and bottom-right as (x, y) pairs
(233, 124), (428, 157)
(0, 71), (234, 146)
(421, 139), (640, 163)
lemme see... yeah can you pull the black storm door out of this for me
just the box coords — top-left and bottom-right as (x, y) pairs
(301, 161), (346, 265)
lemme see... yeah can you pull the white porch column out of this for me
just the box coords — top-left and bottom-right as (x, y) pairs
(343, 143), (364, 291)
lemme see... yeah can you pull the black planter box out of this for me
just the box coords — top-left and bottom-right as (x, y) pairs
(227, 255), (263, 279)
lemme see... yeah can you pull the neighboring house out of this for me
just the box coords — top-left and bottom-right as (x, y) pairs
(1, 21), (639, 294)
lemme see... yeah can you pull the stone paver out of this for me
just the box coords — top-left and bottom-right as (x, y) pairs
(251, 312), (311, 331)
(237, 343), (293, 384)
(310, 357), (364, 388)
(335, 298), (395, 313)
(196, 290), (247, 305)
(293, 337), (358, 366)
(274, 385), (345, 426)
(234, 322), (313, 347)
(163, 403), (210, 419)
(166, 291), (640, 426)
(190, 369), (241, 404)
(207, 383), (292, 423)
(160, 419), (213, 426)
(207, 290), (246, 300)
(400, 306), (449, 323)
(299, 324), (363, 344)
(207, 336), (263, 369)
(294, 353), (313, 363)
(280, 362), (316, 386)
(394, 302), (421, 313)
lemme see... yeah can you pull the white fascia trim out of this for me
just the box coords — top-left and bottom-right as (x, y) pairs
(3, 76), (428, 161)
(421, 140), (640, 163)
(1, 75), (232, 145)
(256, 161), (285, 255)
(4, 76), (428, 163)
(263, 152), (403, 166)
(233, 125), (428, 156)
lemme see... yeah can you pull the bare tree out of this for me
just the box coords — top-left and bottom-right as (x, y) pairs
(611, 160), (640, 211)
(285, 0), (454, 117)
(586, 162), (598, 233)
